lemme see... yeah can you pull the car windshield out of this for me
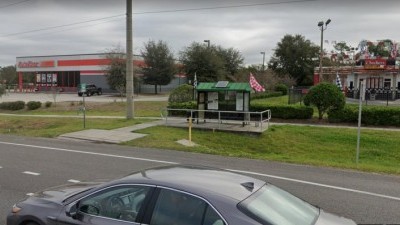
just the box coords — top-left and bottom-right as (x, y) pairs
(238, 184), (319, 225)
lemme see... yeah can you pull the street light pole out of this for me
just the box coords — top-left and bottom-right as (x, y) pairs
(260, 51), (265, 71)
(204, 40), (210, 48)
(318, 19), (331, 83)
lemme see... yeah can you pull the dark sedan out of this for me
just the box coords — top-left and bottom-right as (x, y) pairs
(7, 165), (356, 225)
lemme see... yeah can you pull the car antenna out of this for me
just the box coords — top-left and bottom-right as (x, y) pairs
(241, 182), (254, 191)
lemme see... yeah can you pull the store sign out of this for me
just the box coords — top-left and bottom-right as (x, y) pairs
(18, 60), (55, 68)
(364, 59), (386, 70)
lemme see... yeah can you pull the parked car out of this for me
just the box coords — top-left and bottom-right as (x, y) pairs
(7, 165), (356, 225)
(78, 84), (102, 97)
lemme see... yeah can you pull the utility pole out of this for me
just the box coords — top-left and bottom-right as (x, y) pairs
(126, 0), (134, 119)
(260, 51), (265, 71)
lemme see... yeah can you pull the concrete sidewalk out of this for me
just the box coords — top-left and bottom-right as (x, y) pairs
(59, 120), (165, 143)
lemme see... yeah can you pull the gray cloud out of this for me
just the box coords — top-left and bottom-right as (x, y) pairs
(1, 0), (400, 66)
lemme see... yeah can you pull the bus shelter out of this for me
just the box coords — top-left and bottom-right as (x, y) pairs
(196, 81), (251, 122)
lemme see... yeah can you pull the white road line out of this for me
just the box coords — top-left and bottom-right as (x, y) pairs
(1, 140), (399, 202)
(0, 166), (2, 169)
(0, 141), (177, 165)
(23, 171), (40, 176)
(227, 169), (400, 202)
(68, 179), (80, 183)
(26, 193), (34, 196)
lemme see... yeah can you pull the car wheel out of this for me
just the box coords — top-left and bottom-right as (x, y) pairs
(98, 90), (102, 95)
(87, 92), (90, 97)
(78, 93), (82, 97)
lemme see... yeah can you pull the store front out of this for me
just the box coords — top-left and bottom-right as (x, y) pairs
(314, 59), (400, 100)
(16, 53), (144, 93)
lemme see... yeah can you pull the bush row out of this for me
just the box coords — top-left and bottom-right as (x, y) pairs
(251, 91), (283, 100)
(250, 102), (313, 119)
(167, 101), (197, 116)
(328, 105), (400, 126)
(0, 101), (52, 111)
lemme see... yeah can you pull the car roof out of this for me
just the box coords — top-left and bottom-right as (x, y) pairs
(115, 165), (265, 202)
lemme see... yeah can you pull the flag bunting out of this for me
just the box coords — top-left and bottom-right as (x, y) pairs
(249, 73), (265, 92)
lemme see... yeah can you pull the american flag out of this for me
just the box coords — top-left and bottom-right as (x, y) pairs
(336, 72), (342, 90)
(249, 73), (265, 92)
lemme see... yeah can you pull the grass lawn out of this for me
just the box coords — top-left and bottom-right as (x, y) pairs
(125, 125), (400, 174)
(1, 98), (400, 175)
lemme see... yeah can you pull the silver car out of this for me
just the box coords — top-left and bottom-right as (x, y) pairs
(7, 165), (356, 225)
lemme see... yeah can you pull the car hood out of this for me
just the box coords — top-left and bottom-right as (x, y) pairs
(31, 182), (102, 204)
(315, 210), (357, 225)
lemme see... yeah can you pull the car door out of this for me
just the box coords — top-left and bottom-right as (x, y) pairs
(142, 187), (227, 225)
(57, 185), (155, 225)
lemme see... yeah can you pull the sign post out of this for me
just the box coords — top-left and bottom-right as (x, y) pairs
(79, 83), (87, 129)
(356, 79), (366, 164)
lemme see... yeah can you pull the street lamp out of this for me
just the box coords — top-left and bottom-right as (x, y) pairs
(260, 52), (266, 71)
(204, 40), (210, 48)
(318, 18), (331, 82)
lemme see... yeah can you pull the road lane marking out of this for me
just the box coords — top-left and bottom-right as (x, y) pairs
(68, 179), (80, 183)
(1, 141), (399, 202)
(227, 169), (400, 202)
(0, 141), (177, 165)
(0, 166), (2, 169)
(23, 171), (40, 176)
(26, 193), (34, 196)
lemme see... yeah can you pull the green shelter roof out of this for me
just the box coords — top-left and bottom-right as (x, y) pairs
(196, 82), (251, 92)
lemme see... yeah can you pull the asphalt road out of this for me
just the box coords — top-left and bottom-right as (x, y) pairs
(0, 135), (400, 224)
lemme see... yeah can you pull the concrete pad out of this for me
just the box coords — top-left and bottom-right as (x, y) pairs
(176, 139), (197, 147)
(59, 129), (147, 144)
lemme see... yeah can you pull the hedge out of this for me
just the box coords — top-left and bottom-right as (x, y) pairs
(26, 101), (42, 110)
(328, 105), (400, 126)
(0, 101), (25, 111)
(167, 101), (197, 116)
(251, 91), (283, 100)
(250, 102), (313, 119)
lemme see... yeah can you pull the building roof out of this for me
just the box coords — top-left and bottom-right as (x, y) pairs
(196, 82), (251, 92)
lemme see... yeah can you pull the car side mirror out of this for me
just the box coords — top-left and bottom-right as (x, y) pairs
(66, 202), (79, 219)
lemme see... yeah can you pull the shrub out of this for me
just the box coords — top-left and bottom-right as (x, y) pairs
(329, 105), (400, 126)
(45, 101), (52, 108)
(250, 102), (313, 119)
(168, 84), (194, 103)
(304, 82), (345, 119)
(0, 101), (25, 110)
(275, 84), (288, 95)
(26, 101), (42, 110)
(167, 101), (197, 116)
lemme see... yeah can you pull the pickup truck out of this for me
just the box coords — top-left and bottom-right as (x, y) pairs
(78, 84), (102, 97)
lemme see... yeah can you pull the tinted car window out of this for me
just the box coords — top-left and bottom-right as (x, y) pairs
(238, 184), (319, 225)
(150, 189), (225, 225)
(79, 185), (150, 222)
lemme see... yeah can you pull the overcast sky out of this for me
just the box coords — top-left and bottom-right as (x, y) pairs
(1, 0), (400, 67)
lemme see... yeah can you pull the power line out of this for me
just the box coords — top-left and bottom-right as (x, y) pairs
(1, 0), (318, 38)
(1, 14), (125, 37)
(0, 0), (33, 9)
(133, 0), (319, 14)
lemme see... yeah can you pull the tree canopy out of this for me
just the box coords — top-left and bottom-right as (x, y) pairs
(268, 34), (319, 86)
(104, 47), (127, 97)
(141, 40), (176, 94)
(0, 65), (17, 84)
(179, 42), (244, 84)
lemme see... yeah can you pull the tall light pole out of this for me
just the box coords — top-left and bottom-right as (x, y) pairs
(318, 18), (331, 83)
(126, 0), (134, 119)
(260, 51), (266, 71)
(204, 40), (210, 48)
